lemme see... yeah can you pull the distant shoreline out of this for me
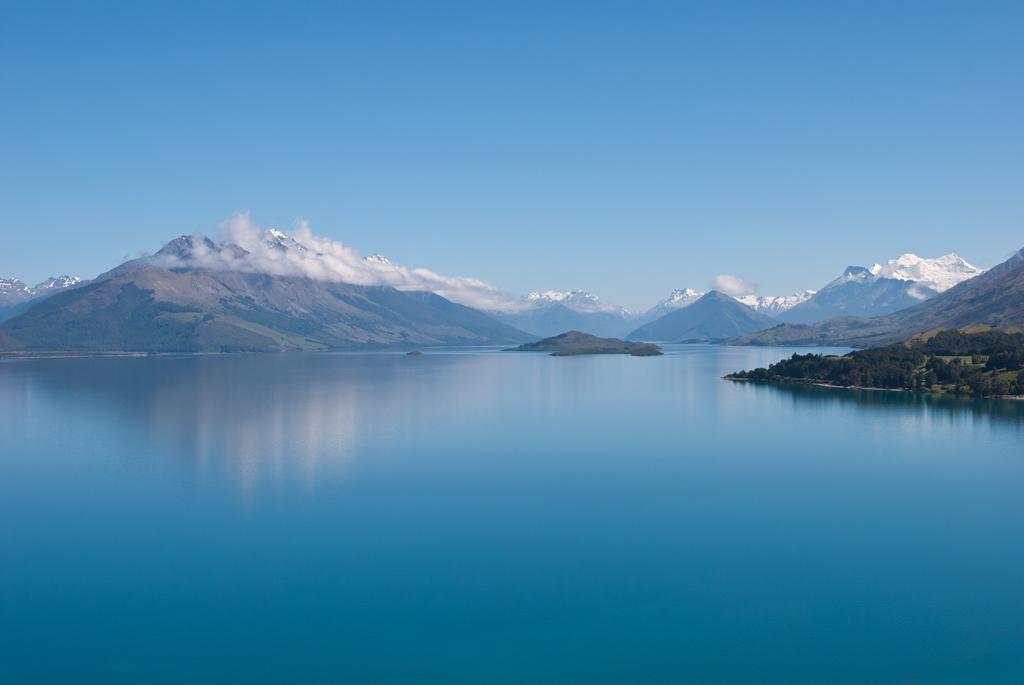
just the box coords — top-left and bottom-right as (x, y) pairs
(723, 376), (1024, 401)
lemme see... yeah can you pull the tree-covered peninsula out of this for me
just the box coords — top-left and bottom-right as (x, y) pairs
(725, 327), (1024, 398)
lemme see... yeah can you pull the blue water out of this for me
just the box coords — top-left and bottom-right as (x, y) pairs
(1, 346), (1023, 684)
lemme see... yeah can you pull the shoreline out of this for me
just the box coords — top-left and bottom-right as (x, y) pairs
(722, 376), (1024, 400)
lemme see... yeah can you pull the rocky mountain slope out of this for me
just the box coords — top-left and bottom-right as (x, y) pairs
(0, 236), (536, 354)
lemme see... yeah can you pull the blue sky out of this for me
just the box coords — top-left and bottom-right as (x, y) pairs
(1, 1), (1021, 310)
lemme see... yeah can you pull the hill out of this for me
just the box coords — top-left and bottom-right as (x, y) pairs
(0, 266), (536, 355)
(725, 328), (1024, 398)
(505, 331), (662, 356)
(625, 291), (777, 342)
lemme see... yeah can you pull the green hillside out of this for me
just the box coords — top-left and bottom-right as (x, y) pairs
(726, 328), (1024, 398)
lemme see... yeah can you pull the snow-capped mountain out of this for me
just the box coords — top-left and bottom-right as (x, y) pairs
(34, 275), (82, 292)
(627, 291), (778, 342)
(736, 290), (816, 316)
(484, 289), (642, 338)
(633, 288), (704, 325)
(634, 287), (811, 329)
(0, 275), (83, 309)
(365, 254), (395, 267)
(777, 252), (984, 324)
(526, 290), (639, 317)
(262, 228), (309, 253)
(868, 253), (983, 292)
(0, 278), (33, 306)
(662, 288), (704, 307)
(139, 214), (527, 312)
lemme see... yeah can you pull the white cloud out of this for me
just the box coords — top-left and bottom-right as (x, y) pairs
(710, 274), (759, 297)
(149, 211), (528, 312)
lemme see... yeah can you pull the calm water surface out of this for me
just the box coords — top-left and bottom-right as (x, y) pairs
(1, 346), (1023, 684)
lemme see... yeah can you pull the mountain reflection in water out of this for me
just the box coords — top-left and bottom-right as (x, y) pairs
(1, 346), (1022, 684)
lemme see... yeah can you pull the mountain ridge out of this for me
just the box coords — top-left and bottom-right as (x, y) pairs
(728, 248), (1024, 347)
(0, 263), (537, 354)
(777, 253), (982, 324)
(626, 291), (778, 342)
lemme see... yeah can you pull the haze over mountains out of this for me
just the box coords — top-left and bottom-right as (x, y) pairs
(0, 215), (1017, 354)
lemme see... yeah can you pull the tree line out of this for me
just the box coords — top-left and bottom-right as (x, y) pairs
(727, 329), (1024, 398)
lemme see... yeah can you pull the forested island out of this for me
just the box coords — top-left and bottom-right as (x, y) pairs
(725, 327), (1024, 398)
(505, 331), (662, 356)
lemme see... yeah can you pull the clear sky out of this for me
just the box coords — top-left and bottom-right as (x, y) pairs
(1, 1), (1021, 310)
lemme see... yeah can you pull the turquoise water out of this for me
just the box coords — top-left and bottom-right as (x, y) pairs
(1, 346), (1023, 684)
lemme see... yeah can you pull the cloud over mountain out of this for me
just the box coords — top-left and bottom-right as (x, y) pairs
(148, 211), (524, 312)
(709, 274), (758, 297)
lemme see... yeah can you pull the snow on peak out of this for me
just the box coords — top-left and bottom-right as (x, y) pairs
(633, 288), (705, 324)
(528, 290), (597, 309)
(142, 212), (527, 312)
(527, 290), (576, 304)
(868, 253), (983, 292)
(0, 278), (30, 295)
(0, 278), (32, 307)
(665, 288), (703, 305)
(0, 275), (82, 307)
(261, 228), (308, 252)
(364, 254), (395, 267)
(736, 290), (815, 315)
(526, 290), (638, 316)
(34, 275), (82, 291)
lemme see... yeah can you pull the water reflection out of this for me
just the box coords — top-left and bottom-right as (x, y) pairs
(0, 353), (510, 493)
(2, 349), (1023, 684)
(743, 379), (1024, 431)
(4, 348), (1022, 498)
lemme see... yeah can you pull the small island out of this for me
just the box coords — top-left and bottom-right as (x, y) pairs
(505, 331), (662, 357)
(724, 326), (1023, 398)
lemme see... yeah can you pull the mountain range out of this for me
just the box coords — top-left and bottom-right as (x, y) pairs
(0, 235), (535, 354)
(737, 291), (816, 316)
(0, 225), (1018, 355)
(486, 290), (641, 339)
(0, 276), (83, 322)
(729, 248), (1024, 347)
(776, 254), (983, 324)
(484, 253), (982, 337)
(625, 291), (778, 342)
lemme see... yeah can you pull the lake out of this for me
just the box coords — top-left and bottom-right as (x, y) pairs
(1, 346), (1023, 684)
